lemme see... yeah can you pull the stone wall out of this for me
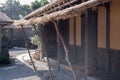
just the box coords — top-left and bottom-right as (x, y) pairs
(13, 27), (34, 47)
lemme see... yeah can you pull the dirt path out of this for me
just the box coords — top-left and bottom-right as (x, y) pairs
(0, 47), (102, 80)
(0, 47), (72, 80)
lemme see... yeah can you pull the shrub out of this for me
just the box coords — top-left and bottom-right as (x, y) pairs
(0, 54), (10, 65)
(0, 48), (10, 65)
(33, 34), (38, 45)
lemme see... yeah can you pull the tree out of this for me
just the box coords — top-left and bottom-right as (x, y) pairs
(0, 0), (49, 19)
(31, 0), (41, 10)
(31, 0), (49, 10)
(22, 5), (32, 15)
(40, 0), (49, 7)
(0, 0), (32, 19)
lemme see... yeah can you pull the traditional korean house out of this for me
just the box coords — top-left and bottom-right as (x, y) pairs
(14, 0), (120, 80)
(0, 12), (13, 51)
(10, 25), (34, 47)
(4, 22), (34, 47)
(0, 12), (13, 64)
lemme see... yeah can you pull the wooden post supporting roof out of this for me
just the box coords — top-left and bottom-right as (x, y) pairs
(84, 7), (98, 75)
(0, 26), (2, 53)
(56, 21), (61, 68)
(21, 25), (37, 72)
(84, 9), (90, 75)
(106, 3), (110, 73)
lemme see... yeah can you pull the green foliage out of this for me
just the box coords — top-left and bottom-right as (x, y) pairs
(0, 0), (32, 19)
(2, 30), (9, 40)
(31, 0), (49, 10)
(33, 34), (38, 45)
(0, 0), (49, 19)
(40, 0), (49, 7)
(22, 5), (32, 15)
(31, 0), (41, 10)
(0, 54), (10, 65)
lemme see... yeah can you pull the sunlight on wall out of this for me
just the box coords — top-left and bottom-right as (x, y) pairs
(98, 6), (106, 48)
(110, 0), (120, 50)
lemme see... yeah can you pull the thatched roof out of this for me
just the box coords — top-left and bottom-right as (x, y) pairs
(0, 12), (11, 21)
(24, 0), (79, 19)
(0, 12), (13, 26)
(14, 0), (111, 26)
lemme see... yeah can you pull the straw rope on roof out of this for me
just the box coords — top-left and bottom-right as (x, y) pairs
(24, 0), (79, 19)
(14, 0), (111, 26)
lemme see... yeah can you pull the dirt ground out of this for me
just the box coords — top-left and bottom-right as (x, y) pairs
(0, 47), (101, 80)
(0, 47), (73, 80)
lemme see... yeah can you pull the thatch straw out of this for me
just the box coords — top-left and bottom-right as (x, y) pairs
(14, 0), (111, 26)
(24, 0), (79, 19)
(0, 12), (13, 26)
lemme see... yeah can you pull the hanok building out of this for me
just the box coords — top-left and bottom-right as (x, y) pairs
(0, 12), (13, 54)
(14, 0), (120, 80)
(10, 25), (34, 47)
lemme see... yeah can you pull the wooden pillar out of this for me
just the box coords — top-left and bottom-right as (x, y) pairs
(81, 0), (93, 75)
(0, 27), (1, 53)
(11, 29), (13, 47)
(57, 22), (61, 64)
(73, 17), (76, 65)
(106, 3), (110, 73)
(85, 9), (97, 75)
(84, 10), (91, 75)
(37, 24), (45, 61)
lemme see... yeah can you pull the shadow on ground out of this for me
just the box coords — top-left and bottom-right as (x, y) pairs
(0, 58), (42, 80)
(0, 58), (72, 80)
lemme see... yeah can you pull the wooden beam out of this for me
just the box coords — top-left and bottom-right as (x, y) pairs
(73, 17), (76, 65)
(57, 21), (61, 70)
(40, 0), (78, 16)
(84, 9), (89, 75)
(21, 25), (37, 72)
(105, 3), (110, 73)
(0, 26), (2, 53)
(84, 8), (98, 75)
(37, 24), (53, 80)
(52, 21), (78, 80)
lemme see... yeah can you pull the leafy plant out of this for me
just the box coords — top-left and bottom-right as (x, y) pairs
(31, 0), (49, 10)
(33, 34), (38, 45)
